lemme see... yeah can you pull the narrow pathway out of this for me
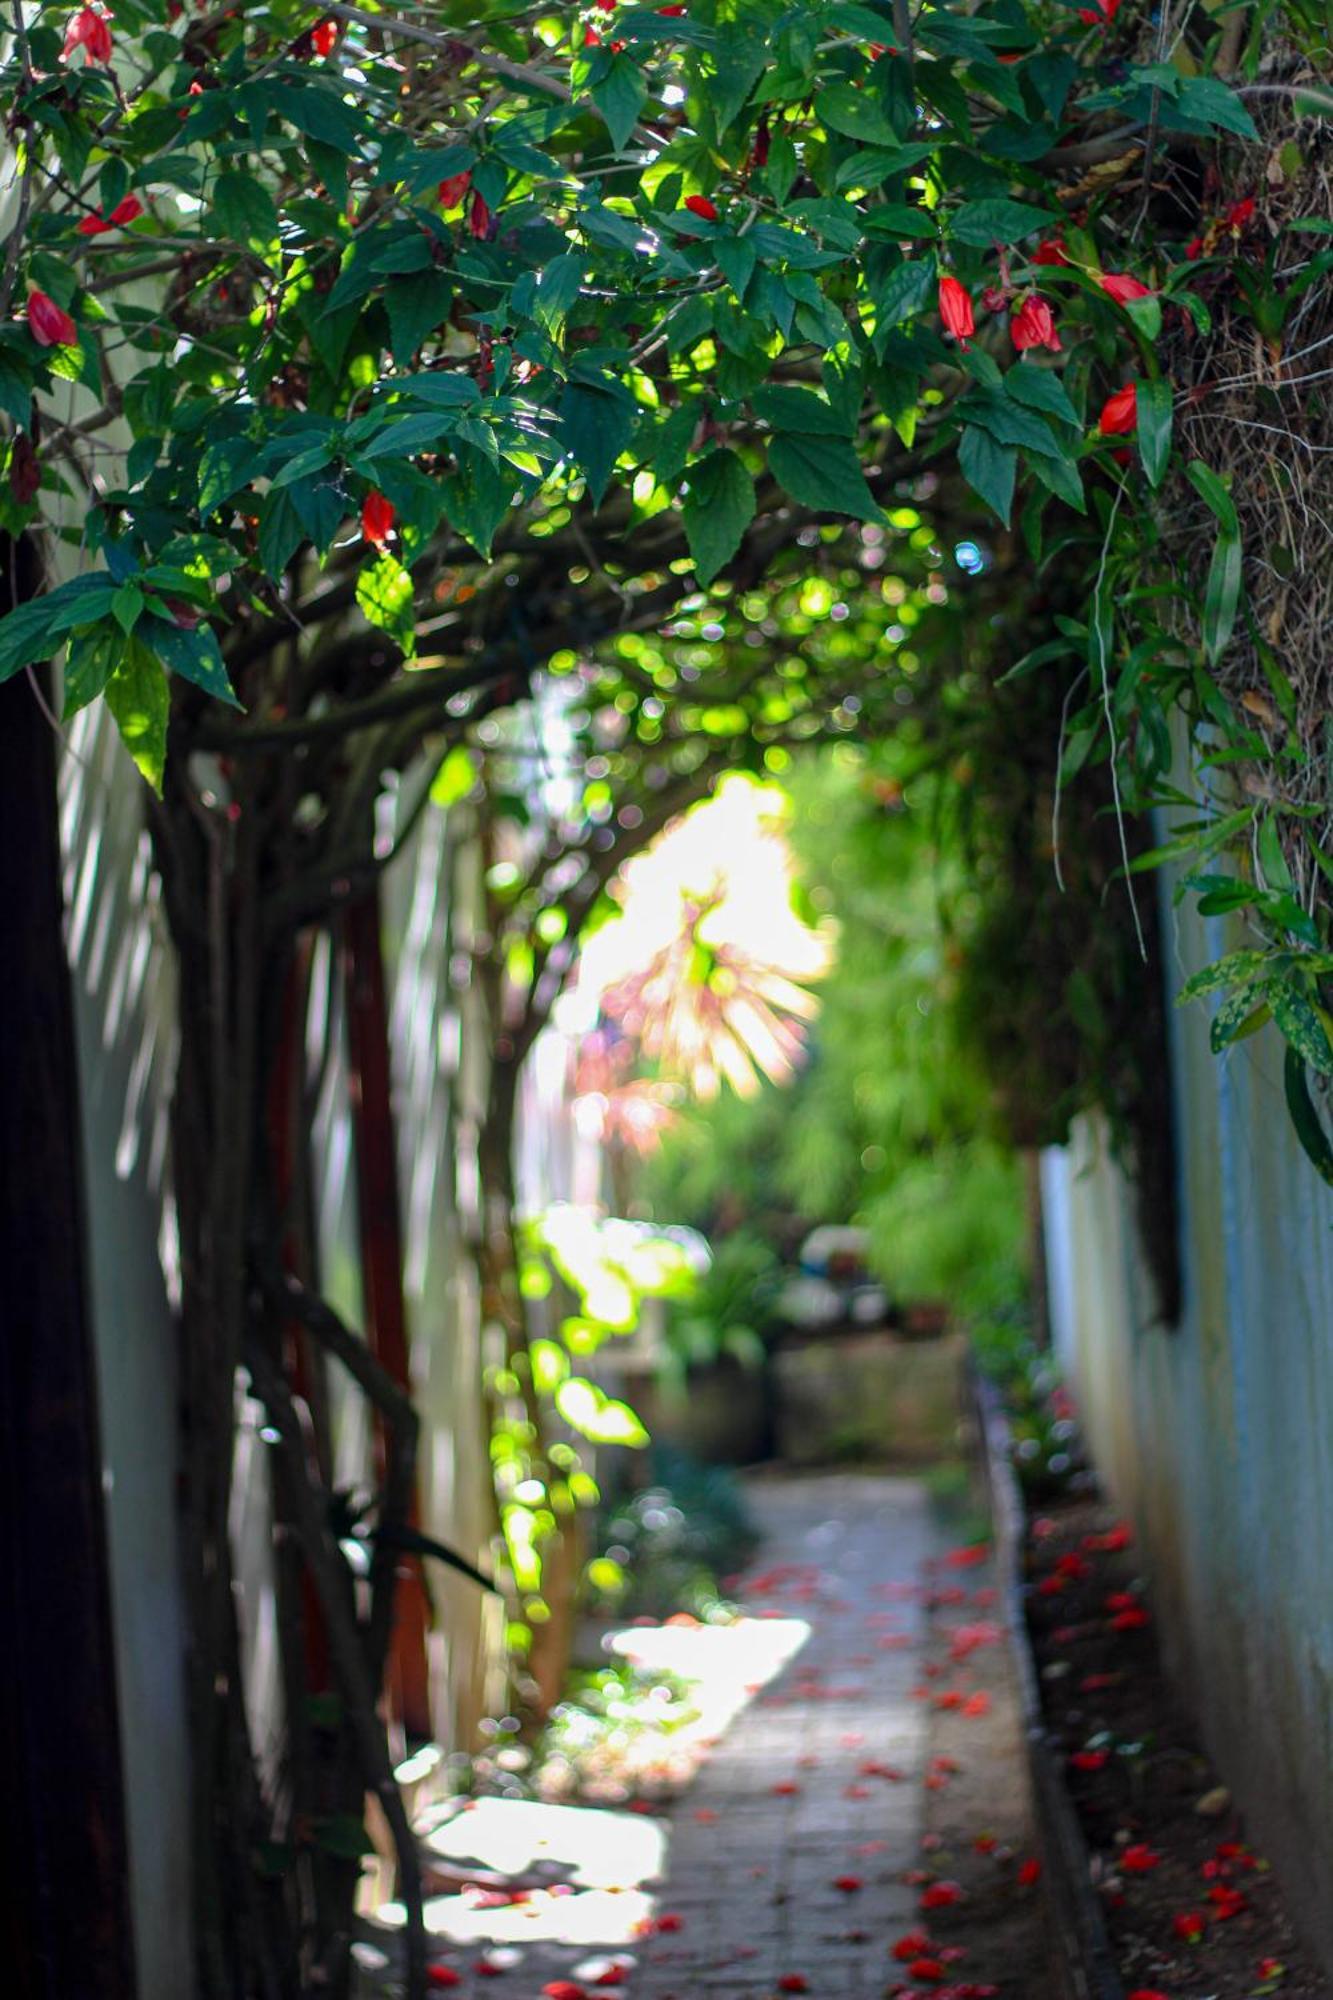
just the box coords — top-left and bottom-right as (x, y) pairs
(633, 1472), (941, 1998)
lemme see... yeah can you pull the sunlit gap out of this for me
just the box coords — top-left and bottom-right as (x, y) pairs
(373, 1615), (809, 1948)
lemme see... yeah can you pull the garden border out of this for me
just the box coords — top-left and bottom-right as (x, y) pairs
(969, 1367), (1125, 2000)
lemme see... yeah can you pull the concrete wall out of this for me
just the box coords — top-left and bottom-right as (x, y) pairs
(1043, 885), (1333, 1970)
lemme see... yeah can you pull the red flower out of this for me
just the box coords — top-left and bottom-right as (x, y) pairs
(1127, 1992), (1170, 2000)
(1173, 1910), (1207, 1942)
(361, 491), (396, 547)
(1017, 1858), (1043, 1886)
(1011, 295), (1061, 352)
(939, 276), (974, 345)
(1099, 272), (1152, 304)
(771, 1781), (801, 1795)
(1033, 239), (1070, 267)
(77, 194), (143, 236)
(1078, 0), (1122, 21)
(658, 4), (688, 12)
(777, 1979), (810, 1994)
(468, 190), (492, 238)
(908, 1960), (948, 1983)
(1185, 237), (1204, 260)
(427, 1972), (462, 1990)
(684, 194), (719, 222)
(943, 1544), (989, 1568)
(833, 1874), (863, 1893)
(311, 18), (339, 56)
(749, 117), (771, 169)
(63, 5), (113, 64)
(893, 1934), (935, 1961)
(1120, 1844), (1162, 1874)
(962, 1692), (990, 1718)
(1226, 196), (1256, 229)
(1111, 1607), (1150, 1632)
(1070, 1750), (1109, 1772)
(1098, 384), (1138, 435)
(438, 172), (472, 209)
(1208, 1884), (1247, 1920)
(1258, 1958), (1286, 1980)
(920, 1881), (963, 1910)
(26, 290), (78, 348)
(542, 1985), (587, 2000)
(653, 1913), (684, 1933)
(974, 1835), (998, 1854)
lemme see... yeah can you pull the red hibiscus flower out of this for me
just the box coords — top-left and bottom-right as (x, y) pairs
(1226, 196), (1256, 229)
(1173, 1910), (1207, 1942)
(1258, 1958), (1286, 1980)
(1099, 272), (1152, 304)
(361, 491), (396, 547)
(1070, 1750), (1110, 1772)
(1120, 1844), (1162, 1874)
(684, 193), (718, 222)
(777, 1979), (810, 1994)
(26, 290), (78, 347)
(1127, 1992), (1170, 2000)
(426, 1971), (462, 1990)
(653, 1913), (684, 1933)
(310, 18), (339, 55)
(909, 1960), (949, 1983)
(943, 1544), (989, 1569)
(893, 1934), (936, 1962)
(833, 1875), (863, 1893)
(438, 172), (472, 209)
(1078, 0), (1122, 22)
(1011, 295), (1061, 352)
(1111, 1607), (1150, 1632)
(468, 190), (492, 238)
(542, 1984), (587, 2000)
(1033, 239), (1070, 268)
(920, 1881), (963, 1910)
(63, 5), (113, 64)
(1098, 385), (1138, 435)
(939, 276), (974, 345)
(1017, 1858), (1043, 1886)
(77, 194), (144, 236)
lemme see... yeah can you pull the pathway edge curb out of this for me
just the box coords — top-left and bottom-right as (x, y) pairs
(969, 1367), (1126, 2000)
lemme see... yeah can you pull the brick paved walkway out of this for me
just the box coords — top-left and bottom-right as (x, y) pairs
(364, 1471), (948, 1997)
(630, 1472), (940, 1998)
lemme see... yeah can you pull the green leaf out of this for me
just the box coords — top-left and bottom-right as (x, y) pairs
(1136, 377), (1173, 490)
(814, 82), (900, 147)
(62, 621), (122, 719)
(950, 198), (1058, 247)
(1174, 76), (1259, 140)
(1187, 459), (1239, 537)
(1273, 986), (1333, 1076)
(1176, 949), (1276, 1005)
(211, 170), (279, 250)
(751, 385), (848, 436)
(430, 744), (478, 809)
(958, 425), (1016, 527)
(1284, 1046), (1333, 1184)
(1203, 528), (1242, 665)
(104, 641), (169, 794)
(873, 255), (937, 331)
(112, 582), (144, 635)
(385, 272), (454, 365)
(559, 382), (634, 508)
(259, 489), (305, 577)
(683, 449), (756, 586)
(1005, 366), (1081, 429)
(355, 552), (416, 659)
(142, 615), (241, 707)
(767, 433), (884, 524)
(198, 435), (256, 517)
(1210, 982), (1273, 1054)
(591, 54), (646, 150)
(440, 445), (515, 558)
